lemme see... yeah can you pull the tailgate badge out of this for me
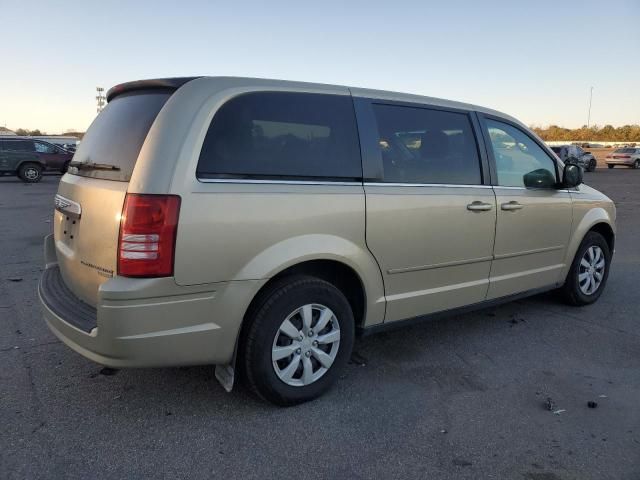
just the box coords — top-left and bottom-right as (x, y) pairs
(54, 194), (82, 218)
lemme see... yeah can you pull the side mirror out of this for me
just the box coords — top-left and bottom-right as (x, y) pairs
(523, 168), (557, 189)
(562, 164), (583, 188)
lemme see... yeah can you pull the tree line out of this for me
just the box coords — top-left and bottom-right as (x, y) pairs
(531, 124), (640, 142)
(12, 129), (85, 138)
(9, 124), (640, 142)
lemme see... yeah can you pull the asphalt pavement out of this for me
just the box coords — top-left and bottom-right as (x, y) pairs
(1, 169), (639, 479)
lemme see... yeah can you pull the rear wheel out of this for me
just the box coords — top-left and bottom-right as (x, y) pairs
(18, 163), (42, 183)
(588, 160), (597, 172)
(634, 159), (640, 169)
(242, 275), (354, 406)
(561, 231), (611, 306)
(607, 164), (614, 169)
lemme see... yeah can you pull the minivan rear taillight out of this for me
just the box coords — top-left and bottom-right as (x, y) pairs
(118, 194), (181, 277)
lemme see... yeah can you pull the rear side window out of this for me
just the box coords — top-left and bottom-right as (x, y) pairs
(4, 140), (35, 152)
(197, 92), (362, 181)
(371, 104), (482, 185)
(70, 91), (171, 181)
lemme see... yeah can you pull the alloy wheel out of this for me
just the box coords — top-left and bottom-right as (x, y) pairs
(25, 167), (39, 180)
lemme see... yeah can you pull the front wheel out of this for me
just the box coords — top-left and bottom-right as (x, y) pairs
(607, 164), (614, 169)
(634, 159), (640, 169)
(18, 163), (42, 183)
(588, 160), (597, 172)
(561, 231), (611, 306)
(242, 276), (354, 406)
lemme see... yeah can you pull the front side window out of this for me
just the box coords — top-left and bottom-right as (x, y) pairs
(485, 119), (557, 188)
(371, 104), (481, 185)
(35, 141), (56, 154)
(197, 92), (361, 181)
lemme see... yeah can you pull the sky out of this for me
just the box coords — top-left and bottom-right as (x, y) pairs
(1, 0), (638, 133)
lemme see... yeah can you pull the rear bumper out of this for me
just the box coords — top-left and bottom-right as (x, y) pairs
(39, 234), (265, 368)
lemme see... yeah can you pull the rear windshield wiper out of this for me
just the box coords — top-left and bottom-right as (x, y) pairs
(69, 161), (121, 171)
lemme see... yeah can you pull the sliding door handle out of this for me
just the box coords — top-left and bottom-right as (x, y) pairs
(467, 201), (493, 212)
(501, 201), (524, 211)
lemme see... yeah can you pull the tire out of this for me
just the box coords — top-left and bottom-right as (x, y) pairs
(634, 159), (640, 169)
(561, 231), (611, 306)
(588, 160), (597, 172)
(60, 161), (70, 174)
(242, 275), (355, 406)
(17, 163), (43, 183)
(607, 164), (614, 169)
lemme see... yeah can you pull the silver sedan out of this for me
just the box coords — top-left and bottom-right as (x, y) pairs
(606, 148), (640, 169)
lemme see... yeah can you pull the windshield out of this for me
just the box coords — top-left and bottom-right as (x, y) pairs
(69, 91), (171, 181)
(614, 148), (635, 154)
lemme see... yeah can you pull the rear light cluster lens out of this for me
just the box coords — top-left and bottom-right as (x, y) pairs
(118, 194), (181, 277)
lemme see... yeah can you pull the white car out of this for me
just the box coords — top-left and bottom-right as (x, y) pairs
(606, 148), (640, 169)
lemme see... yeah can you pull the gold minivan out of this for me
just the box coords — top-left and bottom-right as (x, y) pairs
(39, 77), (616, 405)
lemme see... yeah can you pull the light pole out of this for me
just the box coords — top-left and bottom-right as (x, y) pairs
(587, 86), (594, 128)
(96, 87), (105, 113)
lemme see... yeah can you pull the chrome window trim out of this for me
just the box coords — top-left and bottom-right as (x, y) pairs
(492, 186), (527, 190)
(363, 182), (492, 189)
(494, 186), (580, 193)
(197, 178), (363, 186)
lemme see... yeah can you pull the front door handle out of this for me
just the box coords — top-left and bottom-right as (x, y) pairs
(501, 201), (524, 211)
(467, 201), (494, 212)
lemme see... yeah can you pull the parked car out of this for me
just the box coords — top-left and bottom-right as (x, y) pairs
(39, 77), (616, 405)
(31, 135), (80, 150)
(0, 137), (74, 182)
(550, 145), (597, 172)
(605, 148), (640, 169)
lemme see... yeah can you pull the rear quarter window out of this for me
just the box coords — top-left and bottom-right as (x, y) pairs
(69, 91), (171, 181)
(197, 92), (362, 181)
(4, 140), (35, 152)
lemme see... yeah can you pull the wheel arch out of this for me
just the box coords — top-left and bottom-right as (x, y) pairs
(589, 222), (615, 253)
(234, 234), (385, 328)
(562, 207), (615, 280)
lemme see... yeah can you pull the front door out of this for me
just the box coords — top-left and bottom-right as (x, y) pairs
(34, 141), (66, 170)
(480, 116), (573, 299)
(360, 100), (497, 322)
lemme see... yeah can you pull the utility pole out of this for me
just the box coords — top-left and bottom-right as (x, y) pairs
(587, 86), (594, 128)
(96, 87), (106, 113)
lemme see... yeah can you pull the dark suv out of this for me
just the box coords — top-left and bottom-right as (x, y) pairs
(0, 138), (74, 182)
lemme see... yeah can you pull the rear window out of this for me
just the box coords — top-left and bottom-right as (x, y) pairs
(197, 92), (362, 181)
(69, 91), (171, 181)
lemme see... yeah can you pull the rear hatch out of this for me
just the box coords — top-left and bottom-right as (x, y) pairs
(54, 89), (173, 307)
